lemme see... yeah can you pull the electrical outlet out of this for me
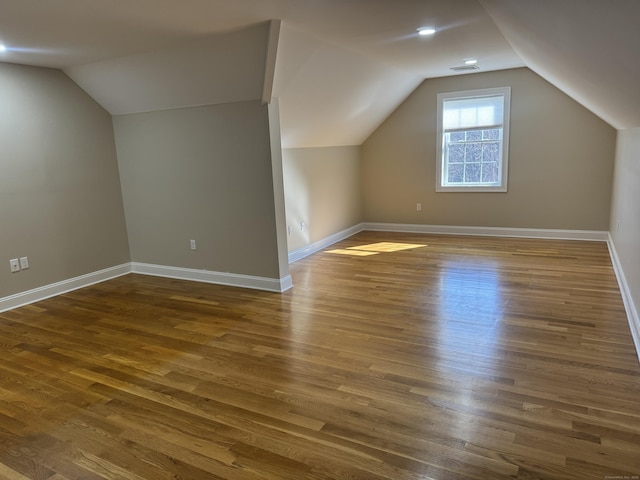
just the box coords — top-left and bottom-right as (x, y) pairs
(300, 221), (305, 231)
(416, 203), (422, 211)
(19, 257), (29, 270)
(9, 258), (20, 273)
(190, 239), (196, 250)
(287, 225), (292, 235)
(616, 221), (621, 232)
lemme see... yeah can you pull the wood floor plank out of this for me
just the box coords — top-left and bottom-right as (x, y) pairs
(0, 232), (638, 479)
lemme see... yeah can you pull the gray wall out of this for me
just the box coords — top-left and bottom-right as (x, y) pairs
(610, 128), (640, 321)
(113, 100), (286, 279)
(283, 146), (362, 253)
(361, 68), (616, 230)
(0, 63), (130, 298)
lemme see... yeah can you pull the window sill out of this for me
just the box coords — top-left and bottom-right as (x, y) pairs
(436, 185), (508, 193)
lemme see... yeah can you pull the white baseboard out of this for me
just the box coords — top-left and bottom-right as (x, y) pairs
(607, 234), (640, 363)
(286, 223), (608, 264)
(288, 223), (365, 263)
(0, 264), (131, 313)
(131, 262), (293, 293)
(0, 261), (293, 314)
(363, 222), (609, 241)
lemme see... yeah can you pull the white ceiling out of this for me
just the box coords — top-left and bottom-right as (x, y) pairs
(0, 0), (521, 74)
(1, 0), (638, 147)
(480, 0), (640, 130)
(65, 24), (270, 116)
(272, 24), (425, 147)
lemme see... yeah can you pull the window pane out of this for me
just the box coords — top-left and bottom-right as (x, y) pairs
(483, 142), (500, 162)
(467, 142), (483, 162)
(481, 162), (499, 183)
(443, 128), (502, 186)
(465, 163), (481, 183)
(447, 163), (464, 183)
(443, 129), (503, 186)
(467, 130), (482, 141)
(483, 129), (499, 140)
(448, 143), (465, 163)
(450, 131), (465, 142)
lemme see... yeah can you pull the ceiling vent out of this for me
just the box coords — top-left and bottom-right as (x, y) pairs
(450, 65), (479, 72)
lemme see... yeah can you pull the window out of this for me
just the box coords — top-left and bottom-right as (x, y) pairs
(436, 87), (511, 192)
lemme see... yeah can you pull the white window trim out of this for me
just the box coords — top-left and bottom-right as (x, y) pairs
(436, 86), (511, 192)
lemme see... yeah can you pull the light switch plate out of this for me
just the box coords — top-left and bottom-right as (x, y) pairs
(10, 259), (20, 273)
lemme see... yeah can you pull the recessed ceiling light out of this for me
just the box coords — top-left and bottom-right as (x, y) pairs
(464, 59), (478, 65)
(417, 27), (436, 36)
(0, 44), (6, 52)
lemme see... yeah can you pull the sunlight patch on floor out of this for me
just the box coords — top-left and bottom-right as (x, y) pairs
(326, 249), (379, 256)
(326, 242), (426, 256)
(348, 242), (426, 252)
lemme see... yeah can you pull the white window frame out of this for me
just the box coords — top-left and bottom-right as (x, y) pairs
(436, 86), (511, 192)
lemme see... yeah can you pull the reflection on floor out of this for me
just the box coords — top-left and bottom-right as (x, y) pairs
(0, 231), (637, 479)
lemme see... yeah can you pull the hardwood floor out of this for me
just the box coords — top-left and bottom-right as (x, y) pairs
(0, 231), (638, 479)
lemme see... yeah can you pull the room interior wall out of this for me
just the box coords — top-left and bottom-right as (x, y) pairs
(282, 146), (362, 254)
(113, 100), (286, 280)
(0, 62), (130, 299)
(361, 68), (616, 230)
(0, 59), (627, 307)
(609, 127), (640, 326)
(267, 98), (292, 279)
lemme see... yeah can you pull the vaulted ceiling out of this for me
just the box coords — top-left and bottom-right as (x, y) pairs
(1, 0), (638, 147)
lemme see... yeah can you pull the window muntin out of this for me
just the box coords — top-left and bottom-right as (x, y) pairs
(436, 87), (510, 192)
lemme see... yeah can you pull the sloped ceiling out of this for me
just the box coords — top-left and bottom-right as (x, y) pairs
(65, 23), (271, 115)
(273, 25), (423, 148)
(1, 0), (637, 147)
(0, 0), (524, 148)
(480, 0), (640, 130)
